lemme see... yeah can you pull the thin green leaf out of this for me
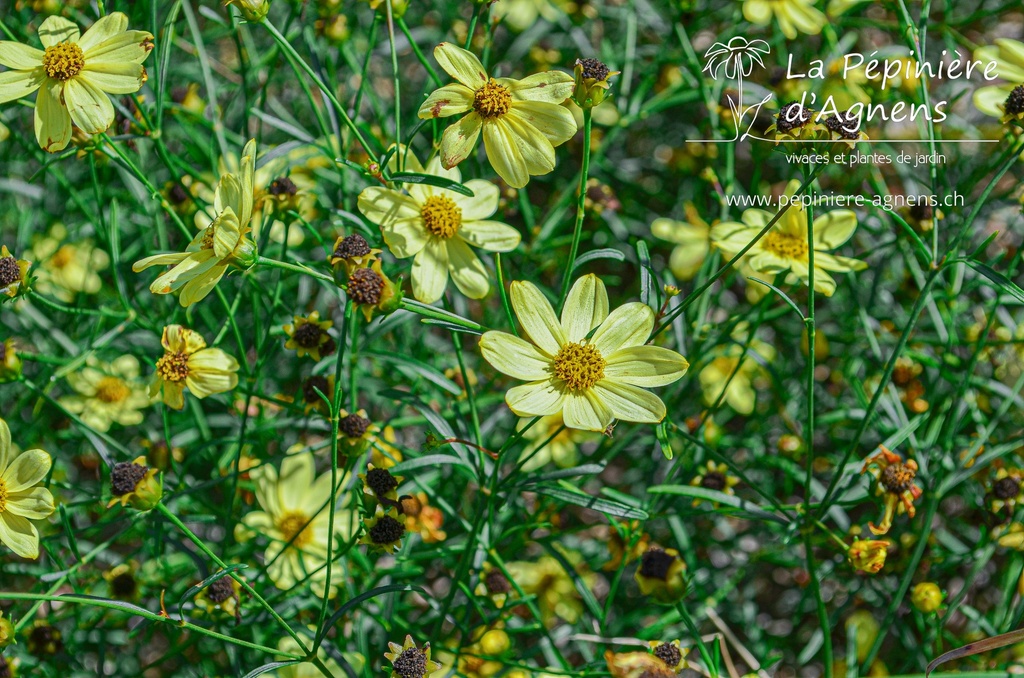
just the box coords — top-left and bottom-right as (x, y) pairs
(572, 247), (626, 270)
(534, 483), (649, 519)
(390, 171), (475, 197)
(648, 485), (788, 524)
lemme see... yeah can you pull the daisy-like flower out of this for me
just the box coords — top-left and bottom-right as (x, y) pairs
(651, 205), (712, 282)
(862, 446), (923, 535)
(742, 0), (826, 40)
(346, 259), (399, 322)
(358, 150), (521, 303)
(360, 462), (401, 505)
(698, 333), (775, 415)
(764, 102), (828, 144)
(847, 538), (890, 574)
(649, 640), (688, 672)
(505, 554), (585, 627)
(689, 460), (740, 505)
(711, 180), (865, 297)
(194, 573), (243, 622)
(339, 408), (379, 454)
(360, 505), (406, 554)
(133, 140), (258, 307)
(479, 274), (690, 432)
(474, 562), (513, 608)
(572, 57), (619, 109)
(990, 467), (1024, 514)
(59, 355), (149, 432)
(329, 233), (380, 280)
(283, 311), (335, 361)
(29, 224), (109, 302)
(103, 562), (140, 601)
(107, 456), (162, 511)
(149, 325), (240, 410)
(634, 546), (687, 603)
(0, 13), (153, 152)
(385, 635), (442, 678)
(0, 418), (55, 559)
(0, 245), (31, 299)
(235, 453), (355, 592)
(300, 374), (335, 416)
(821, 109), (868, 148)
(417, 43), (577, 188)
(972, 39), (1024, 121)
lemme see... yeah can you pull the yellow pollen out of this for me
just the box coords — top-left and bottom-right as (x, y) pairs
(473, 79), (512, 118)
(95, 376), (131, 403)
(156, 352), (190, 383)
(278, 511), (313, 548)
(553, 342), (606, 391)
(43, 42), (85, 81)
(763, 231), (809, 259)
(0, 478), (6, 513)
(200, 226), (217, 250)
(50, 245), (74, 269)
(420, 195), (462, 239)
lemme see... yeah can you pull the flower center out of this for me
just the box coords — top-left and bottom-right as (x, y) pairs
(347, 267), (385, 305)
(200, 225), (217, 250)
(334, 234), (371, 259)
(278, 511), (313, 548)
(653, 643), (683, 668)
(552, 342), (606, 391)
(0, 256), (21, 287)
(293, 322), (325, 348)
(393, 647), (429, 678)
(111, 461), (148, 496)
(369, 514), (406, 544)
(0, 478), (7, 513)
(763, 231), (809, 260)
(43, 42), (85, 81)
(340, 413), (371, 438)
(205, 577), (235, 603)
(700, 472), (727, 491)
(156, 352), (190, 383)
(96, 376), (131, 403)
(420, 195), (462, 239)
(50, 245), (74, 269)
(639, 548), (675, 580)
(366, 467), (398, 496)
(1005, 85), (1024, 115)
(880, 462), (916, 493)
(994, 476), (1021, 500)
(473, 79), (512, 119)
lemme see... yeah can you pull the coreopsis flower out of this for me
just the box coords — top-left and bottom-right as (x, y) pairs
(517, 412), (596, 471)
(479, 275), (690, 432)
(847, 538), (890, 574)
(490, 0), (559, 31)
(29, 224), (109, 301)
(911, 582), (943, 613)
(822, 109), (868, 148)
(358, 151), (521, 303)
(572, 57), (619, 109)
(475, 562), (513, 608)
(400, 492), (447, 543)
(26, 621), (62, 656)
(108, 456), (162, 511)
(505, 554), (586, 627)
(339, 409), (379, 454)
(360, 505), (406, 554)
(972, 39), (1024, 121)
(149, 325), (240, 410)
(300, 375), (335, 416)
(862, 446), (922, 535)
(651, 205), (712, 281)
(0, 246), (31, 299)
(194, 573), (243, 621)
(235, 453), (355, 592)
(991, 468), (1024, 514)
(104, 562), (140, 601)
(133, 140), (258, 307)
(711, 180), (866, 297)
(698, 334), (775, 415)
(0, 13), (153, 152)
(59, 356), (149, 432)
(0, 418), (55, 559)
(346, 259), (400, 322)
(361, 463), (401, 505)
(634, 547), (687, 603)
(689, 460), (740, 505)
(456, 626), (510, 677)
(283, 311), (335, 361)
(765, 102), (828, 143)
(386, 635), (442, 678)
(742, 0), (826, 39)
(417, 43), (577, 188)
(0, 338), (23, 383)
(329, 233), (380, 280)
(998, 522), (1024, 550)
(649, 640), (688, 672)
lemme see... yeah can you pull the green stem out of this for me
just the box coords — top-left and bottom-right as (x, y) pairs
(559, 107), (593, 310)
(676, 602), (718, 678)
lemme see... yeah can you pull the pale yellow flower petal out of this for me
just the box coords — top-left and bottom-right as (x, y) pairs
(458, 219), (521, 252)
(63, 76), (114, 134)
(652, 218), (705, 246)
(506, 380), (566, 416)
(418, 83), (475, 119)
(358, 187), (422, 226)
(510, 280), (565, 355)
(786, 3), (826, 35)
(591, 302), (654, 356)
(0, 419), (9, 471)
(383, 218), (430, 258)
(211, 209), (242, 259)
(447, 237), (490, 299)
(669, 242), (709, 280)
(509, 100), (577, 146)
(503, 71), (574, 103)
(279, 453), (315, 511)
(149, 251), (217, 294)
(38, 15), (80, 47)
(453, 180), (500, 220)
(81, 30), (153, 64)
(178, 265), (227, 306)
(502, 114), (558, 176)
(132, 252), (190, 271)
(411, 239), (450, 303)
(604, 345), (689, 387)
(483, 119), (528, 188)
(158, 381), (185, 410)
(562, 390), (613, 431)
(440, 113), (483, 169)
(0, 68), (43, 104)
(34, 79), (72, 152)
(77, 12), (129, 52)
(0, 512), (40, 559)
(0, 42), (44, 70)
(2, 449), (52, 493)
(4, 486), (54, 520)
(561, 274), (609, 343)
(479, 331), (551, 381)
(742, 0), (772, 24)
(974, 85), (1012, 118)
(812, 210), (857, 249)
(814, 252), (867, 272)
(593, 381), (666, 424)
(433, 42), (488, 89)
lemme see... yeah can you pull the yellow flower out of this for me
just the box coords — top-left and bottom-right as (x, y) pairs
(346, 258), (400, 322)
(360, 462), (401, 505)
(689, 460), (740, 505)
(59, 355), (149, 432)
(648, 640), (688, 672)
(605, 650), (675, 678)
(0, 13), (153, 152)
(505, 554), (586, 627)
(698, 332), (774, 415)
(0, 245), (31, 299)
(103, 561), (141, 601)
(479, 275), (689, 432)
(149, 325), (240, 410)
(418, 43), (577, 188)
(360, 505), (406, 554)
(911, 582), (943, 613)
(973, 39), (1024, 121)
(235, 453), (355, 592)
(847, 538), (890, 575)
(491, 0), (560, 32)
(133, 139), (258, 307)
(400, 492), (447, 543)
(861, 446), (922, 535)
(518, 412), (595, 471)
(991, 468), (1024, 514)
(711, 180), (866, 297)
(358, 150), (521, 303)
(0, 418), (55, 559)
(107, 455), (162, 511)
(634, 546), (687, 603)
(742, 0), (826, 40)
(283, 311), (335, 361)
(30, 224), (109, 301)
(339, 408), (380, 454)
(385, 635), (442, 678)
(456, 626), (510, 678)
(651, 205), (711, 282)
(194, 572), (243, 621)
(0, 609), (14, 648)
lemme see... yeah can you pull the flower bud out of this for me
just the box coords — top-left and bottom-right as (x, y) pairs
(572, 58), (619, 109)
(0, 610), (14, 648)
(911, 582), (943, 613)
(108, 456), (163, 511)
(229, 237), (259, 270)
(848, 539), (890, 575)
(227, 0), (270, 21)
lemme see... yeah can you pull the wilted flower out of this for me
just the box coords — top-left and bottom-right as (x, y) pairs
(649, 640), (688, 672)
(605, 649), (675, 678)
(990, 467), (1024, 514)
(847, 538), (890, 574)
(330, 233), (380, 281)
(194, 573), (243, 621)
(862, 446), (922, 535)
(572, 57), (619, 109)
(108, 456), (162, 511)
(338, 409), (379, 454)
(346, 259), (400, 322)
(400, 492), (447, 543)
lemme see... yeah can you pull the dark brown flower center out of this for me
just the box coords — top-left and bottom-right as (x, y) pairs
(111, 461), (149, 496)
(824, 110), (861, 139)
(302, 376), (330, 404)
(111, 572), (137, 598)
(700, 472), (727, 491)
(369, 515), (406, 544)
(340, 413), (371, 438)
(639, 549), (676, 581)
(393, 647), (429, 678)
(268, 176), (298, 196)
(578, 57), (610, 81)
(776, 101), (812, 132)
(653, 642), (683, 668)
(880, 462), (916, 494)
(293, 321), (325, 348)
(994, 476), (1021, 500)
(335, 234), (371, 259)
(485, 568), (511, 594)
(366, 467), (398, 496)
(347, 267), (384, 305)
(206, 577), (235, 603)
(0, 256), (21, 287)
(1005, 85), (1024, 115)
(156, 351), (190, 383)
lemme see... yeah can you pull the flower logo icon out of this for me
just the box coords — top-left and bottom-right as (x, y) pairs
(702, 37), (771, 79)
